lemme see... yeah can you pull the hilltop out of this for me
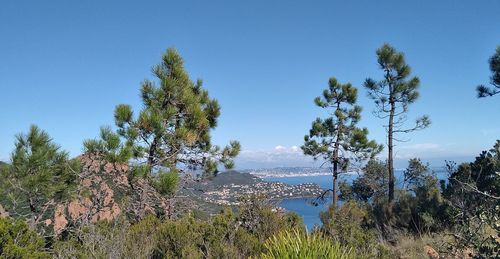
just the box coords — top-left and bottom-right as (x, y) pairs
(212, 170), (261, 185)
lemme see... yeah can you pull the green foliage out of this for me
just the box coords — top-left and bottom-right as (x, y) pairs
(55, 216), (177, 259)
(1, 125), (79, 232)
(364, 43), (430, 201)
(340, 159), (389, 202)
(113, 48), (240, 177)
(477, 45), (500, 97)
(371, 184), (445, 239)
(155, 215), (204, 258)
(153, 170), (179, 196)
(403, 158), (431, 191)
(367, 159), (445, 239)
(302, 77), (381, 206)
(320, 201), (389, 258)
(338, 157), (447, 252)
(443, 141), (500, 258)
(364, 44), (425, 112)
(53, 218), (128, 258)
(154, 206), (281, 259)
(238, 195), (305, 242)
(259, 229), (356, 259)
(0, 217), (49, 259)
(129, 164), (150, 180)
(83, 126), (133, 163)
(50, 201), (303, 258)
(124, 215), (160, 259)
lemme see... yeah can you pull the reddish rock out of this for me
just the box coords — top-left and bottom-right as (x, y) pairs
(46, 153), (170, 235)
(54, 205), (68, 236)
(424, 245), (439, 259)
(0, 205), (9, 218)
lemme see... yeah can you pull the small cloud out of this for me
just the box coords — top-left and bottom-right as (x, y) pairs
(235, 144), (320, 169)
(275, 145), (286, 151)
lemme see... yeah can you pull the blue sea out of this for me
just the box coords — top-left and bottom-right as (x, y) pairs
(264, 175), (346, 230)
(263, 170), (448, 230)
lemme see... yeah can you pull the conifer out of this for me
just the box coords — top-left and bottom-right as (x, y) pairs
(364, 44), (430, 202)
(302, 77), (381, 207)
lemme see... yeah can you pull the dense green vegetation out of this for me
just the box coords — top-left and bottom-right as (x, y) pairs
(50, 200), (304, 258)
(0, 126), (79, 235)
(0, 45), (499, 258)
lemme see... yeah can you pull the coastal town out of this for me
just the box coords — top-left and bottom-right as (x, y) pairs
(202, 181), (323, 206)
(179, 171), (324, 206)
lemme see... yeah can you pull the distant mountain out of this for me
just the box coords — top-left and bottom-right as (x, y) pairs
(212, 170), (261, 186)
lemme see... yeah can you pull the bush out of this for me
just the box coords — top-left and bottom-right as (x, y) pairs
(238, 195), (305, 242)
(124, 215), (160, 258)
(54, 218), (128, 258)
(442, 142), (500, 258)
(154, 170), (179, 196)
(50, 199), (302, 258)
(320, 201), (390, 258)
(0, 217), (49, 259)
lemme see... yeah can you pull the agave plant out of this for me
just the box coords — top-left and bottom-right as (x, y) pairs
(259, 229), (355, 259)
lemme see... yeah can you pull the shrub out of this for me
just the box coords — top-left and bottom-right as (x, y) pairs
(320, 201), (390, 258)
(238, 195), (305, 242)
(154, 170), (179, 196)
(0, 217), (49, 259)
(53, 219), (128, 258)
(259, 229), (355, 259)
(124, 215), (160, 258)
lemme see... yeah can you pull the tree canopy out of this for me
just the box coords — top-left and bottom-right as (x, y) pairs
(0, 125), (78, 233)
(364, 43), (430, 201)
(477, 45), (500, 97)
(302, 77), (381, 207)
(113, 48), (240, 177)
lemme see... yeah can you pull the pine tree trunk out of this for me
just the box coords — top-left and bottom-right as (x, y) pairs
(332, 161), (338, 208)
(147, 138), (158, 173)
(388, 99), (395, 202)
(332, 130), (341, 208)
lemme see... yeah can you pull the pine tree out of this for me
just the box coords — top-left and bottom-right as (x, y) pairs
(83, 126), (133, 163)
(114, 48), (240, 178)
(302, 77), (381, 208)
(364, 44), (430, 202)
(1, 125), (78, 232)
(477, 45), (500, 97)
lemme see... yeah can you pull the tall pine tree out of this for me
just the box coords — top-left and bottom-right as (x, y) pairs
(302, 77), (381, 207)
(114, 48), (240, 178)
(477, 45), (500, 97)
(364, 44), (430, 202)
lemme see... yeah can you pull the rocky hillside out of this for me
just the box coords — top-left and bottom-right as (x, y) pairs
(47, 153), (171, 236)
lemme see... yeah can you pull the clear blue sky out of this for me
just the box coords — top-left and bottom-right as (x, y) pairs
(1, 0), (500, 169)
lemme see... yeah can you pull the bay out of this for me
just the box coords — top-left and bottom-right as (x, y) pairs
(262, 169), (448, 230)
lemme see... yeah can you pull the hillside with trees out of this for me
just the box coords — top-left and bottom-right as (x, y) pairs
(0, 44), (499, 258)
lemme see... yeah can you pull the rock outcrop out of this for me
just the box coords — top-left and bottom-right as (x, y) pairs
(0, 204), (8, 218)
(50, 153), (170, 235)
(423, 245), (439, 259)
